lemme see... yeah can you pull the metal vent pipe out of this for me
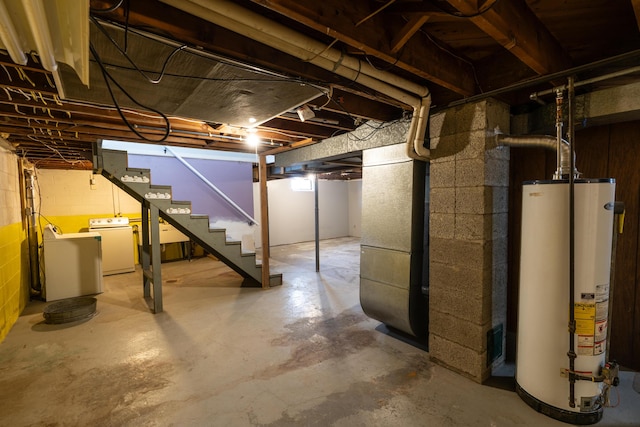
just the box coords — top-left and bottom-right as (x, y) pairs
(495, 130), (579, 179)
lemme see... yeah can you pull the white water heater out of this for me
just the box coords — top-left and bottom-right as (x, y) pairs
(516, 179), (616, 424)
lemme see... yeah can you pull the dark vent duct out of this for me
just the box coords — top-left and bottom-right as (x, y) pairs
(58, 19), (322, 128)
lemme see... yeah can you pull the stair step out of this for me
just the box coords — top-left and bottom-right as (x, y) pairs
(120, 168), (151, 184)
(269, 274), (283, 287)
(149, 184), (172, 190)
(164, 206), (192, 215)
(100, 147), (280, 287)
(144, 186), (172, 200)
(126, 167), (151, 173)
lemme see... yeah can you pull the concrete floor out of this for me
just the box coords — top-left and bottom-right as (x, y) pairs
(1, 237), (639, 426)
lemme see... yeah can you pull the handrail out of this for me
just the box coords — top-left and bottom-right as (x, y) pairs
(164, 146), (259, 225)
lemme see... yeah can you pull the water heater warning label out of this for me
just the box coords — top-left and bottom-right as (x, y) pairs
(574, 303), (596, 335)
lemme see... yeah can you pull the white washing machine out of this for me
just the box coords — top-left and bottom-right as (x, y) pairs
(43, 224), (103, 301)
(89, 217), (135, 275)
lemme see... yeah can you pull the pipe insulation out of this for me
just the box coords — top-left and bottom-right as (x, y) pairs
(495, 132), (579, 179)
(160, 0), (432, 160)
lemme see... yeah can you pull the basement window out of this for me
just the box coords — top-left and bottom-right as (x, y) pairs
(291, 177), (314, 192)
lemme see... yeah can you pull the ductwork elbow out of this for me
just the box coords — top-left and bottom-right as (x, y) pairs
(495, 130), (579, 179)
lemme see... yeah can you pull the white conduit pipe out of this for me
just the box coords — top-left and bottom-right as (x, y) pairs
(160, 0), (432, 161)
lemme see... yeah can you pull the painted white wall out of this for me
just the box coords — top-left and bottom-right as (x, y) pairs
(0, 147), (21, 226)
(37, 170), (139, 216)
(348, 180), (362, 238)
(253, 177), (352, 247)
(33, 169), (359, 248)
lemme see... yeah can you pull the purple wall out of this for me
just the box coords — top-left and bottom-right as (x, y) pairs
(128, 155), (254, 222)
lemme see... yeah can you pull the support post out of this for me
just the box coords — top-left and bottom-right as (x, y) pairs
(141, 201), (151, 298)
(141, 201), (163, 313)
(259, 154), (270, 288)
(150, 204), (163, 313)
(315, 173), (320, 272)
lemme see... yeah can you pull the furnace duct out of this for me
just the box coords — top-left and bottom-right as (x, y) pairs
(494, 129), (579, 179)
(160, 0), (432, 161)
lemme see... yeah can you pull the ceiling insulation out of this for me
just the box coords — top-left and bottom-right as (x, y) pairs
(58, 19), (323, 129)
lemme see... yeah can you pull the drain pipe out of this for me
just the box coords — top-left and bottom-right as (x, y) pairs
(406, 94), (432, 161)
(160, 0), (431, 161)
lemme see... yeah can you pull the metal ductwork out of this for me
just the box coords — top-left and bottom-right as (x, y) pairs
(495, 129), (579, 179)
(160, 0), (432, 161)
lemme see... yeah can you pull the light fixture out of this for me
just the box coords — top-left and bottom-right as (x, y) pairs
(248, 117), (257, 124)
(245, 128), (260, 147)
(296, 104), (315, 122)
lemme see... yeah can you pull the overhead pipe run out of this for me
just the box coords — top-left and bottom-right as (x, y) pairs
(160, 0), (432, 161)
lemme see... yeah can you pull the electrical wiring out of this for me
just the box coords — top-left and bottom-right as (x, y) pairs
(415, 22), (483, 93)
(91, 16), (317, 85)
(435, 0), (500, 18)
(88, 59), (327, 87)
(90, 0), (125, 14)
(89, 43), (171, 142)
(363, 53), (400, 73)
(346, 118), (404, 142)
(27, 135), (87, 165)
(90, 15), (187, 85)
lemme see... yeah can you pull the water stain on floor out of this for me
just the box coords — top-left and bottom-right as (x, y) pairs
(253, 356), (433, 426)
(258, 306), (374, 379)
(3, 358), (174, 426)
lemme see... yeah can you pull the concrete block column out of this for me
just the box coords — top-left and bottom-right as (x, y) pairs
(428, 99), (510, 382)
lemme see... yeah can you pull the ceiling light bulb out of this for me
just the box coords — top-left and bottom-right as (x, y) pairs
(248, 117), (257, 124)
(246, 133), (260, 147)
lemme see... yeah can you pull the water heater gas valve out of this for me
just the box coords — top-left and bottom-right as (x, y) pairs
(601, 361), (620, 386)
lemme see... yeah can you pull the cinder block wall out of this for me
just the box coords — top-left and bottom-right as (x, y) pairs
(0, 148), (30, 342)
(428, 99), (510, 382)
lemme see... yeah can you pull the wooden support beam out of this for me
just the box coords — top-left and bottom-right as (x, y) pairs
(390, 15), (430, 54)
(444, 0), (572, 75)
(259, 154), (270, 289)
(632, 0), (640, 32)
(261, 137), (315, 156)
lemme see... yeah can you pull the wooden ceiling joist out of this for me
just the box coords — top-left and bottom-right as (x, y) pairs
(443, 0), (572, 75)
(632, 0), (640, 32)
(249, 0), (477, 95)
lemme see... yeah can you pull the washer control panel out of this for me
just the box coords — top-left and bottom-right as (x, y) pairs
(89, 217), (130, 228)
